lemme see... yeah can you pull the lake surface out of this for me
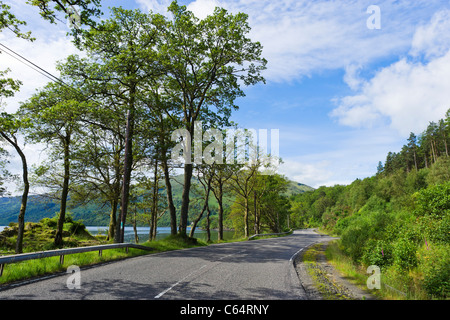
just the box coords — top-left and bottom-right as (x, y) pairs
(0, 226), (235, 243)
(86, 226), (236, 243)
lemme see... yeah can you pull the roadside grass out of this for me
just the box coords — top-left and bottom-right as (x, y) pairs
(0, 234), (206, 286)
(324, 240), (430, 300)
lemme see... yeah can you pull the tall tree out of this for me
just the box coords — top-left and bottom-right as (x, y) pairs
(0, 146), (8, 196)
(0, 112), (30, 253)
(0, 69), (29, 253)
(19, 82), (87, 246)
(210, 163), (235, 241)
(158, 2), (266, 236)
(407, 132), (418, 171)
(64, 7), (163, 242)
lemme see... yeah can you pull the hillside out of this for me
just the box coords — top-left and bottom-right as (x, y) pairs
(0, 176), (313, 227)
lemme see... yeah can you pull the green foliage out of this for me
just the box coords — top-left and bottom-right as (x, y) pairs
(392, 237), (418, 270)
(414, 181), (450, 218)
(417, 244), (450, 298)
(289, 136), (450, 298)
(362, 239), (393, 270)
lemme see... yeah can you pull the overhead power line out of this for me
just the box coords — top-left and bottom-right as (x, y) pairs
(0, 42), (70, 88)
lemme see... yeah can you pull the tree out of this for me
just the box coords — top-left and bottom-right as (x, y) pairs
(407, 132), (418, 171)
(230, 163), (259, 237)
(0, 68), (30, 253)
(0, 112), (30, 253)
(26, 0), (101, 32)
(0, 1), (33, 40)
(0, 146), (8, 196)
(258, 174), (290, 233)
(63, 7), (163, 242)
(19, 82), (87, 246)
(210, 163), (235, 241)
(158, 2), (267, 236)
(376, 161), (384, 175)
(189, 165), (214, 240)
(69, 115), (125, 241)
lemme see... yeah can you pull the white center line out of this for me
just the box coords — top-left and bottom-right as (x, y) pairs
(154, 264), (208, 299)
(154, 249), (247, 299)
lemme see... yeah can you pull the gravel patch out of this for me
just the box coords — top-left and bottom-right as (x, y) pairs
(294, 240), (377, 300)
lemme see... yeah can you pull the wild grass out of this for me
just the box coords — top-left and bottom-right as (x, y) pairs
(0, 234), (206, 286)
(325, 240), (433, 300)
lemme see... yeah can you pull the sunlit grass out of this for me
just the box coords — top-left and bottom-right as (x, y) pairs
(0, 235), (205, 285)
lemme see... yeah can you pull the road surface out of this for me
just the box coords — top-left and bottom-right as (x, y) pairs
(0, 229), (333, 300)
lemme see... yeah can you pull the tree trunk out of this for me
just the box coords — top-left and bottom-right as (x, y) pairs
(55, 136), (71, 247)
(162, 160), (177, 235)
(0, 133), (30, 254)
(133, 209), (139, 244)
(117, 108), (134, 243)
(413, 150), (418, 171)
(108, 199), (118, 241)
(179, 163), (193, 236)
(109, 147), (122, 241)
(150, 159), (159, 241)
(244, 197), (249, 238)
(206, 204), (211, 243)
(216, 184), (224, 241)
(15, 142), (29, 254)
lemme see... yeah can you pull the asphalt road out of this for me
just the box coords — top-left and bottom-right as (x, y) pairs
(0, 229), (333, 300)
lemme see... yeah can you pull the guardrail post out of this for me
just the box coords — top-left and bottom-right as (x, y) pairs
(99, 250), (102, 257)
(60, 255), (64, 265)
(0, 263), (4, 276)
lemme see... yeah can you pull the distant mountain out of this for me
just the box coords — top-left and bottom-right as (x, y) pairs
(286, 181), (315, 195)
(0, 175), (313, 226)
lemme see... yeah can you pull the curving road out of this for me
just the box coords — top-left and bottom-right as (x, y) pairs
(0, 229), (333, 300)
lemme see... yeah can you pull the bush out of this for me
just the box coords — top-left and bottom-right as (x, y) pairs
(41, 217), (57, 228)
(392, 238), (418, 270)
(418, 244), (450, 299)
(340, 221), (370, 263)
(414, 182), (450, 218)
(362, 239), (393, 269)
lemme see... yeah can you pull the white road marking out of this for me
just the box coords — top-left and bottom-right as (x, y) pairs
(154, 264), (208, 299)
(154, 249), (247, 299)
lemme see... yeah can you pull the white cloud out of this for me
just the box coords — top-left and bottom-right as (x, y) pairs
(137, 0), (439, 83)
(278, 126), (403, 188)
(410, 9), (450, 59)
(187, 0), (222, 20)
(332, 9), (450, 137)
(135, 0), (172, 14)
(1, 1), (80, 195)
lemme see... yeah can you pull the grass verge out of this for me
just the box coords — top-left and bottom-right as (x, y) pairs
(302, 243), (357, 300)
(0, 234), (206, 286)
(324, 240), (431, 300)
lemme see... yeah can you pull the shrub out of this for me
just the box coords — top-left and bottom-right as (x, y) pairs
(392, 238), (418, 270)
(362, 239), (393, 269)
(340, 221), (370, 263)
(418, 244), (450, 299)
(414, 182), (450, 218)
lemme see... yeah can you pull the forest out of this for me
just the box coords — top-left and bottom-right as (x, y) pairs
(289, 111), (450, 299)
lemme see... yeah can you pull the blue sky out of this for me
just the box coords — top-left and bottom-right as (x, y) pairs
(2, 0), (450, 190)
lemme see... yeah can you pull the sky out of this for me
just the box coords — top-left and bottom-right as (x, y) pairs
(1, 0), (450, 192)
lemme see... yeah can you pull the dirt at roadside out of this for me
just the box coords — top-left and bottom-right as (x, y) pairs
(294, 240), (378, 300)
